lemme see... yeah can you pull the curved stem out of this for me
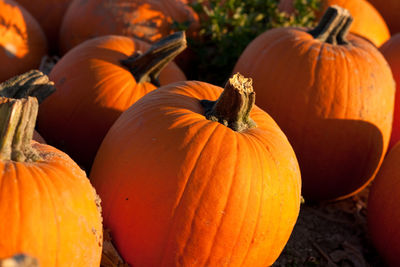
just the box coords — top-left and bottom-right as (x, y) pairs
(0, 97), (41, 162)
(0, 70), (56, 103)
(121, 31), (187, 86)
(201, 73), (256, 132)
(308, 5), (353, 45)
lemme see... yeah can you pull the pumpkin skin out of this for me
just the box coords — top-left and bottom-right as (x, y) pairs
(0, 97), (103, 267)
(90, 77), (302, 266)
(14, 0), (72, 52)
(0, 0), (47, 82)
(379, 33), (400, 150)
(279, 0), (390, 47)
(368, 0), (400, 35)
(233, 7), (395, 200)
(59, 0), (199, 54)
(367, 141), (400, 267)
(37, 34), (186, 170)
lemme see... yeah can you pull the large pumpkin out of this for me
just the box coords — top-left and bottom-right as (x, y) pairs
(367, 141), (400, 267)
(0, 97), (103, 267)
(0, 0), (47, 82)
(234, 6), (395, 200)
(367, 0), (400, 35)
(13, 0), (72, 52)
(279, 0), (390, 47)
(90, 73), (302, 266)
(59, 0), (199, 54)
(379, 33), (400, 150)
(37, 32), (187, 170)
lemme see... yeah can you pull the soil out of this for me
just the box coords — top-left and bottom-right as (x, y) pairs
(274, 186), (386, 267)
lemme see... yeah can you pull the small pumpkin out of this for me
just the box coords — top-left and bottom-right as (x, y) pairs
(0, 97), (103, 267)
(367, 141), (400, 267)
(90, 73), (302, 266)
(13, 0), (73, 52)
(279, 0), (390, 47)
(367, 0), (400, 35)
(0, 0), (47, 82)
(234, 6), (395, 200)
(37, 32), (187, 170)
(59, 0), (199, 54)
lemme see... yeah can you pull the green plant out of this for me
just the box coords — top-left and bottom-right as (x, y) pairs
(176, 0), (320, 85)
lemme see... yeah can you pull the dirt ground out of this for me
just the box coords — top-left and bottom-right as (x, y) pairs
(274, 186), (385, 267)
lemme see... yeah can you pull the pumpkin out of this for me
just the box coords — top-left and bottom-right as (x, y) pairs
(379, 33), (400, 150)
(0, 0), (47, 82)
(59, 0), (199, 54)
(90, 73), (302, 266)
(233, 6), (395, 200)
(367, 141), (400, 267)
(0, 97), (103, 267)
(279, 0), (390, 47)
(13, 0), (72, 52)
(37, 32), (187, 171)
(368, 0), (400, 35)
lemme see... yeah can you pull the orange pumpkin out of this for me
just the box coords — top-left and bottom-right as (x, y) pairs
(379, 33), (400, 150)
(234, 6), (395, 200)
(59, 0), (199, 54)
(368, 141), (400, 267)
(13, 0), (72, 52)
(279, 0), (390, 47)
(0, 0), (47, 82)
(368, 0), (400, 35)
(37, 32), (187, 170)
(90, 73), (302, 266)
(0, 97), (103, 267)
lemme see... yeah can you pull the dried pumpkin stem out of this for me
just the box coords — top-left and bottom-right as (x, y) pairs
(0, 70), (56, 103)
(0, 97), (42, 162)
(308, 5), (353, 45)
(201, 73), (256, 132)
(121, 31), (187, 86)
(101, 229), (130, 267)
(0, 254), (39, 267)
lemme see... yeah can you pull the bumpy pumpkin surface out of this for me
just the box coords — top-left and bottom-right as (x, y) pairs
(37, 33), (186, 170)
(279, 0), (390, 47)
(234, 6), (395, 200)
(59, 0), (199, 53)
(90, 74), (302, 266)
(368, 141), (400, 267)
(379, 33), (400, 150)
(0, 0), (47, 82)
(0, 97), (103, 267)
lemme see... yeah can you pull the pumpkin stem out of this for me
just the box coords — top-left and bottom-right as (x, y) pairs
(0, 97), (42, 162)
(101, 229), (129, 267)
(0, 254), (38, 267)
(201, 73), (257, 132)
(121, 31), (187, 86)
(0, 70), (56, 103)
(308, 5), (353, 45)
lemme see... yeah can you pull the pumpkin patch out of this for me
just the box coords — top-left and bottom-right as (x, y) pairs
(0, 0), (398, 266)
